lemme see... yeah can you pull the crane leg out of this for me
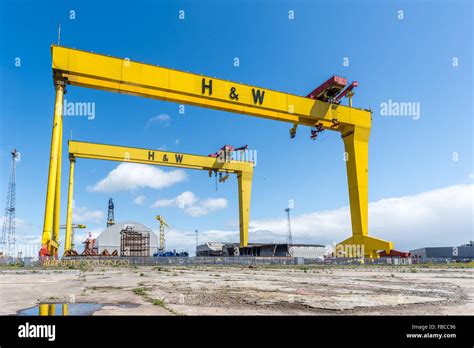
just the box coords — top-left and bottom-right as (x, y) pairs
(52, 118), (63, 255)
(338, 126), (393, 258)
(65, 158), (75, 252)
(40, 78), (65, 257)
(237, 171), (253, 247)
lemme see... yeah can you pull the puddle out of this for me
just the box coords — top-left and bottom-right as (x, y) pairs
(17, 302), (140, 315)
(116, 302), (140, 308)
(18, 303), (103, 316)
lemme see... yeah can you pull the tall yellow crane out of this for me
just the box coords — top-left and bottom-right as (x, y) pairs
(155, 215), (169, 253)
(62, 140), (254, 253)
(42, 45), (393, 258)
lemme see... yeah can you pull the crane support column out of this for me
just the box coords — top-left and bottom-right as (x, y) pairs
(237, 171), (252, 247)
(40, 77), (65, 256)
(337, 126), (393, 257)
(52, 117), (63, 248)
(64, 157), (75, 252)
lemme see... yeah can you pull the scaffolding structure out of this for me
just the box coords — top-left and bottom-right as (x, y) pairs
(120, 226), (150, 257)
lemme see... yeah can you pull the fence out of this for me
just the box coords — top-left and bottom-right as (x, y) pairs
(59, 256), (304, 266)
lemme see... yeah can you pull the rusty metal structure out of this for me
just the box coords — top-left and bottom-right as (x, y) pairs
(120, 226), (150, 257)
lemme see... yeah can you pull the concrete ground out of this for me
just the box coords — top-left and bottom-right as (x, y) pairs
(0, 264), (472, 315)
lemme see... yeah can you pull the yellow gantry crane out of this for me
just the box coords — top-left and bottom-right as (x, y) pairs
(155, 215), (169, 253)
(62, 141), (253, 253)
(42, 45), (393, 258)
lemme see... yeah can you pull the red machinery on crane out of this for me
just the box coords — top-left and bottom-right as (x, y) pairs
(303, 76), (359, 141)
(208, 145), (249, 186)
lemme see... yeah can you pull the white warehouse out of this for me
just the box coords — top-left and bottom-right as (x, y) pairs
(95, 221), (159, 257)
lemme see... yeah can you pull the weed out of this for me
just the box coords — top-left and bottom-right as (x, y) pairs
(132, 287), (147, 296)
(152, 298), (164, 306)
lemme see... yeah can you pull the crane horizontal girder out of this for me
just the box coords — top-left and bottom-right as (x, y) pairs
(51, 45), (370, 131)
(68, 141), (253, 174)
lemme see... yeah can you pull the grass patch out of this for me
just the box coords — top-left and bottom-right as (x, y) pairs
(152, 298), (165, 306)
(154, 266), (171, 272)
(132, 287), (147, 296)
(131, 286), (183, 316)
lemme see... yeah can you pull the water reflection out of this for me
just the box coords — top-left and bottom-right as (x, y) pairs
(18, 303), (103, 316)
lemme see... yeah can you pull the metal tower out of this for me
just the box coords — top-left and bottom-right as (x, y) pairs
(1, 149), (19, 256)
(107, 198), (115, 227)
(195, 229), (198, 250)
(284, 207), (293, 246)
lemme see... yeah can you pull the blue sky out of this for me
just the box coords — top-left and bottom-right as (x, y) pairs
(0, 0), (472, 255)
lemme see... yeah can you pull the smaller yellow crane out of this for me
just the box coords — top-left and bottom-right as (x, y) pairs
(155, 215), (169, 253)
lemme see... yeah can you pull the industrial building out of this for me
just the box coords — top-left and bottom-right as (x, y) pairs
(410, 241), (474, 261)
(196, 242), (326, 259)
(95, 222), (159, 257)
(196, 242), (227, 257)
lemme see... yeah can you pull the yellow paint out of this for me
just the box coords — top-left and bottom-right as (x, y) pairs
(64, 158), (75, 252)
(337, 126), (393, 257)
(41, 79), (65, 256)
(237, 172), (253, 247)
(52, 118), (63, 254)
(39, 303), (48, 316)
(51, 45), (371, 129)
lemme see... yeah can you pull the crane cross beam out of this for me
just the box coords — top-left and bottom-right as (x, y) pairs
(51, 45), (371, 130)
(68, 141), (253, 174)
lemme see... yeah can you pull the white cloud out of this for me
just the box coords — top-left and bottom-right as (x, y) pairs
(133, 195), (146, 205)
(146, 114), (170, 128)
(151, 191), (227, 217)
(72, 207), (105, 224)
(247, 184), (474, 250)
(162, 184), (474, 253)
(152, 198), (176, 208)
(89, 163), (187, 192)
(469, 173), (474, 180)
(201, 198), (228, 210)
